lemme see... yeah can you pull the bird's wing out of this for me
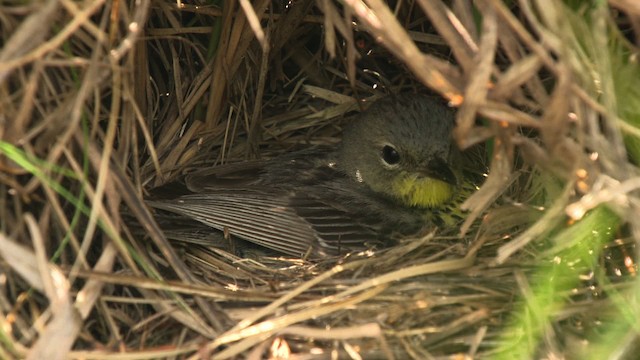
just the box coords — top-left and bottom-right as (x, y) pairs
(183, 148), (334, 191)
(184, 160), (267, 191)
(147, 188), (380, 258)
(288, 193), (382, 250)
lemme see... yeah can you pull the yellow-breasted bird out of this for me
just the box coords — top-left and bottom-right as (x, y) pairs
(148, 94), (481, 258)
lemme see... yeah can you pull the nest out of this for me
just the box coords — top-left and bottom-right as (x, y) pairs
(1, 0), (639, 358)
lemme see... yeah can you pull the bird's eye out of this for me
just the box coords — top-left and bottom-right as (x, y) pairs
(381, 145), (400, 166)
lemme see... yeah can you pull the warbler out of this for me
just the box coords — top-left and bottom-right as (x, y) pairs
(149, 94), (480, 258)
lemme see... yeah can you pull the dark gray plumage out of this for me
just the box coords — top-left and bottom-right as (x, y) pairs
(148, 95), (469, 258)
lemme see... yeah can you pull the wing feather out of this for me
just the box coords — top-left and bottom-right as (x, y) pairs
(148, 186), (382, 257)
(148, 149), (391, 257)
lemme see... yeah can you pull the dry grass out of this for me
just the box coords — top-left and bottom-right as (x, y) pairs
(1, 0), (639, 359)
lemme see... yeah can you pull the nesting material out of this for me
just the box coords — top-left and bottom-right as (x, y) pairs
(1, 1), (639, 359)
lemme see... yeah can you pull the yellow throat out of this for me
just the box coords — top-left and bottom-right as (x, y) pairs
(392, 175), (455, 208)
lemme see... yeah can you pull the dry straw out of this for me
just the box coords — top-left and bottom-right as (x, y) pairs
(1, 0), (639, 359)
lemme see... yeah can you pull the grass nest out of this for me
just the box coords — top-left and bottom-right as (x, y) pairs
(1, 0), (640, 359)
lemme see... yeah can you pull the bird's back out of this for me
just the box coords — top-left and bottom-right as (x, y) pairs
(148, 147), (433, 257)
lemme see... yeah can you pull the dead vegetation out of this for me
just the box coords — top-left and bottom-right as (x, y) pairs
(1, 0), (639, 359)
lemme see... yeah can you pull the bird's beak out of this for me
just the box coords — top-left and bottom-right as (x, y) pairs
(420, 158), (457, 185)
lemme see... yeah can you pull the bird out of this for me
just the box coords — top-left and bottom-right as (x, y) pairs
(148, 94), (481, 258)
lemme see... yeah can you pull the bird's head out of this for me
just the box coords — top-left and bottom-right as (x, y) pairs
(339, 95), (459, 208)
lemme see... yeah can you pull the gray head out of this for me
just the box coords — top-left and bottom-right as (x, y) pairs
(338, 94), (459, 208)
